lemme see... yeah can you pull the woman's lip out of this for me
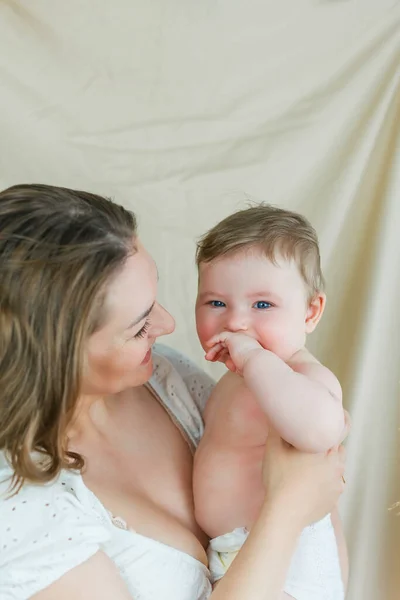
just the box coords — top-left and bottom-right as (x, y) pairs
(141, 348), (152, 365)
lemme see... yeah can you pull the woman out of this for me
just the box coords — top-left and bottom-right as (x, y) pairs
(0, 184), (347, 600)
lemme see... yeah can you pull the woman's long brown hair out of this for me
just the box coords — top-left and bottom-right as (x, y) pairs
(0, 184), (137, 492)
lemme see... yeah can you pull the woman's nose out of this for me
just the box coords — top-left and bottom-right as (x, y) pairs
(150, 302), (175, 338)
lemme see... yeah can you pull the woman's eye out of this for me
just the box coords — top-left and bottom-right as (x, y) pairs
(254, 301), (272, 310)
(133, 320), (150, 339)
(208, 301), (226, 308)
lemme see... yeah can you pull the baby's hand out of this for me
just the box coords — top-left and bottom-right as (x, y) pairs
(205, 332), (264, 374)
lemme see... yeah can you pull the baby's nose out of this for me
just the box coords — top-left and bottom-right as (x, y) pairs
(223, 311), (248, 333)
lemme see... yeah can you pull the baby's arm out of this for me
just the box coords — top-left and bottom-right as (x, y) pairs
(244, 347), (344, 452)
(206, 335), (345, 453)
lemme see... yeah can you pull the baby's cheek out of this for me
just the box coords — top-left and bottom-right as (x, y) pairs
(257, 322), (293, 357)
(196, 311), (220, 348)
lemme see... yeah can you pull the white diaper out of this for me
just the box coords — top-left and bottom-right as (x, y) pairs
(207, 514), (344, 600)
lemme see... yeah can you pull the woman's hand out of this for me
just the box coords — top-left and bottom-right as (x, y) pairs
(262, 416), (349, 528)
(211, 414), (350, 600)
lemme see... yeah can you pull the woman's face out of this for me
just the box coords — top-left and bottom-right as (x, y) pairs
(82, 240), (175, 396)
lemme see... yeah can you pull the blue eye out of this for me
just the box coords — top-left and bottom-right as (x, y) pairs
(254, 301), (272, 310)
(208, 300), (226, 308)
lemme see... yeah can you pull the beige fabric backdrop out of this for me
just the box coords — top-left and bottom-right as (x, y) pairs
(1, 1), (399, 597)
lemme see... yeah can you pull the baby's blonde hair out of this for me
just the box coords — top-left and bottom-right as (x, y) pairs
(196, 204), (325, 300)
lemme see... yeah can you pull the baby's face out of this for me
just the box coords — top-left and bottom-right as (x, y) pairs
(196, 248), (319, 362)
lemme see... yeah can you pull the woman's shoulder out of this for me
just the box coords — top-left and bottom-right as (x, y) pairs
(0, 458), (64, 515)
(0, 462), (111, 600)
(151, 344), (215, 446)
(0, 459), (94, 511)
(0, 460), (111, 535)
(152, 344), (215, 410)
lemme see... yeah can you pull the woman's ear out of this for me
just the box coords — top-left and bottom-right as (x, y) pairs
(305, 293), (326, 334)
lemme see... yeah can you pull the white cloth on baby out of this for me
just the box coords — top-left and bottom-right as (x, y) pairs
(208, 514), (344, 600)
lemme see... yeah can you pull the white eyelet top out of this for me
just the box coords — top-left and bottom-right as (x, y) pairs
(0, 345), (215, 600)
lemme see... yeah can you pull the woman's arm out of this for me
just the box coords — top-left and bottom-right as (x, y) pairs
(210, 427), (347, 600)
(210, 501), (302, 599)
(32, 432), (346, 600)
(32, 551), (133, 600)
(331, 507), (349, 590)
(32, 520), (297, 600)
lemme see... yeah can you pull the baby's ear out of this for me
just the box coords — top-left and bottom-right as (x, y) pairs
(305, 292), (326, 333)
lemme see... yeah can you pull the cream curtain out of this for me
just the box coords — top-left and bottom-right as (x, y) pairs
(0, 1), (399, 598)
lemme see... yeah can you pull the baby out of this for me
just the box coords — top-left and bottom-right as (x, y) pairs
(193, 204), (348, 600)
